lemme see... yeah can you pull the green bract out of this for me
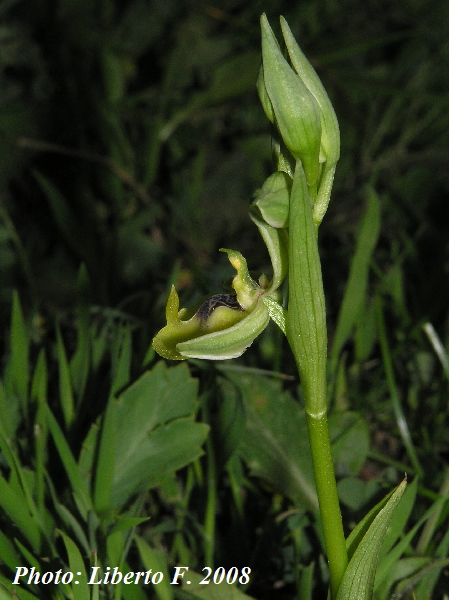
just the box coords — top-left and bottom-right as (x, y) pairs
(152, 249), (282, 361)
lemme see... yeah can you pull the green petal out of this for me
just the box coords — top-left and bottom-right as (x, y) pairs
(219, 248), (261, 309)
(177, 299), (270, 360)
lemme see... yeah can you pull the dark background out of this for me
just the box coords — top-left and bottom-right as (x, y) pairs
(1, 0), (448, 341)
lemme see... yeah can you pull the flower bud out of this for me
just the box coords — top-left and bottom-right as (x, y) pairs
(260, 14), (321, 188)
(280, 16), (340, 169)
(252, 171), (292, 228)
(256, 66), (275, 124)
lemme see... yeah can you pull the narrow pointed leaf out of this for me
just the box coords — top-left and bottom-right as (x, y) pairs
(337, 477), (407, 600)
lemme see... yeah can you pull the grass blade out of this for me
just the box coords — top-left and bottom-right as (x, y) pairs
(4, 291), (29, 403)
(46, 406), (93, 518)
(56, 327), (75, 427)
(331, 188), (381, 371)
(376, 297), (423, 477)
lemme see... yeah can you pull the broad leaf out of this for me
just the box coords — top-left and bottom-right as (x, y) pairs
(234, 372), (318, 512)
(329, 411), (370, 476)
(110, 362), (208, 506)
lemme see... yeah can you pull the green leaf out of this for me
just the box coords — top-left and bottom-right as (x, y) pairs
(180, 570), (255, 600)
(373, 479), (444, 593)
(46, 406), (93, 518)
(329, 412), (370, 476)
(0, 378), (19, 439)
(337, 477), (380, 512)
(109, 516), (150, 536)
(59, 531), (89, 600)
(13, 538), (41, 572)
(46, 480), (90, 555)
(134, 536), (173, 600)
(31, 349), (48, 514)
(0, 473), (41, 553)
(111, 326), (132, 395)
(215, 376), (247, 466)
(298, 563), (315, 600)
(336, 477), (407, 600)
(4, 291), (29, 403)
(354, 296), (377, 363)
(377, 556), (432, 600)
(345, 485), (397, 561)
(0, 529), (20, 571)
(70, 264), (91, 400)
(78, 419), (99, 486)
(110, 362), (209, 506)
(56, 327), (75, 427)
(105, 529), (126, 573)
(0, 579), (38, 600)
(93, 396), (116, 513)
(30, 348), (47, 405)
(413, 557), (449, 600)
(377, 475), (418, 561)
(331, 189), (381, 370)
(234, 372), (318, 512)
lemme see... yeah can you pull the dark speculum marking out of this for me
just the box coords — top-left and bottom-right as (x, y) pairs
(195, 293), (243, 323)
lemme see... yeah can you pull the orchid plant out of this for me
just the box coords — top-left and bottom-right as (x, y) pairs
(153, 14), (406, 600)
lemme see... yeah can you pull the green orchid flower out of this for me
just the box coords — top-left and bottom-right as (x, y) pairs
(152, 249), (285, 361)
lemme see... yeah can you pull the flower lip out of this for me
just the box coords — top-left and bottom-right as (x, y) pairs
(177, 297), (270, 360)
(152, 248), (278, 361)
(195, 293), (243, 324)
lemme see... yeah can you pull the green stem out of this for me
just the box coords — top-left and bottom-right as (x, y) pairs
(306, 412), (347, 598)
(202, 399), (217, 569)
(286, 160), (347, 597)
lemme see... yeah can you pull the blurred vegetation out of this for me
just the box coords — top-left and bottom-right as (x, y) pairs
(0, 0), (448, 598)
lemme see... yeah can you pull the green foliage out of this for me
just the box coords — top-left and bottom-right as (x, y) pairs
(0, 293), (208, 599)
(232, 371), (318, 512)
(337, 478), (407, 600)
